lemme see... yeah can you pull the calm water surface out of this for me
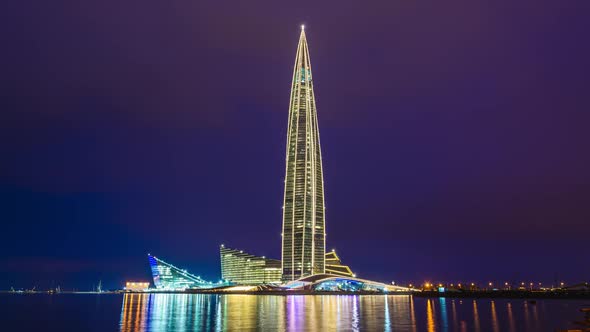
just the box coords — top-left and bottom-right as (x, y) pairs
(1, 293), (587, 331)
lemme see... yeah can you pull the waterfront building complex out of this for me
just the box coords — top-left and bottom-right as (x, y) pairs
(219, 245), (282, 284)
(141, 28), (410, 293)
(325, 250), (354, 277)
(281, 26), (326, 282)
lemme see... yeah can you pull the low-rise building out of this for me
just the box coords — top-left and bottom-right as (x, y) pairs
(220, 245), (282, 284)
(125, 281), (150, 291)
(325, 250), (355, 277)
(148, 254), (211, 290)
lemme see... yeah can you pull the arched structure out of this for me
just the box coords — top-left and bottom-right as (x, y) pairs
(284, 274), (414, 293)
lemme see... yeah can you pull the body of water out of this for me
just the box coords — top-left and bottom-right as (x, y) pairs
(1, 293), (587, 331)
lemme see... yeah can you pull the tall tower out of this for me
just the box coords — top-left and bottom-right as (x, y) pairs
(281, 26), (326, 281)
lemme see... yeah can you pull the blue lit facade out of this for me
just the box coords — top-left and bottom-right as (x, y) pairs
(148, 254), (212, 290)
(313, 278), (388, 292)
(314, 279), (365, 292)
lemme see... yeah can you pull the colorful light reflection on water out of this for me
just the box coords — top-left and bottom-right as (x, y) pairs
(119, 294), (586, 331)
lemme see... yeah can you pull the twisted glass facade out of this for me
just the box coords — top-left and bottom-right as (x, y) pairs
(220, 245), (281, 284)
(282, 26), (326, 282)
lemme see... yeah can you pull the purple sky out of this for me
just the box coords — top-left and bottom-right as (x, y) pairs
(1, 1), (589, 289)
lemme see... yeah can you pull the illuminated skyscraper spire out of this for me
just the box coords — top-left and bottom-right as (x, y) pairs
(281, 26), (326, 281)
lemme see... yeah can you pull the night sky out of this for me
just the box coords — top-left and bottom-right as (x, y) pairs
(2, 2), (589, 290)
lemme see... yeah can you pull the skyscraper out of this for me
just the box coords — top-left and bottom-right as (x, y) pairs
(282, 26), (326, 281)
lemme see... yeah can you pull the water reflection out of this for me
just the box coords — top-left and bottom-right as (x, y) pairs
(439, 298), (448, 332)
(426, 299), (436, 332)
(490, 300), (500, 332)
(507, 302), (516, 332)
(119, 294), (579, 332)
(472, 299), (481, 332)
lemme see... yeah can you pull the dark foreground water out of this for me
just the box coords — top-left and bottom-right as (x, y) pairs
(0, 293), (587, 331)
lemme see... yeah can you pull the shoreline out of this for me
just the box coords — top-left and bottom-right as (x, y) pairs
(2, 289), (590, 299)
(415, 290), (590, 300)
